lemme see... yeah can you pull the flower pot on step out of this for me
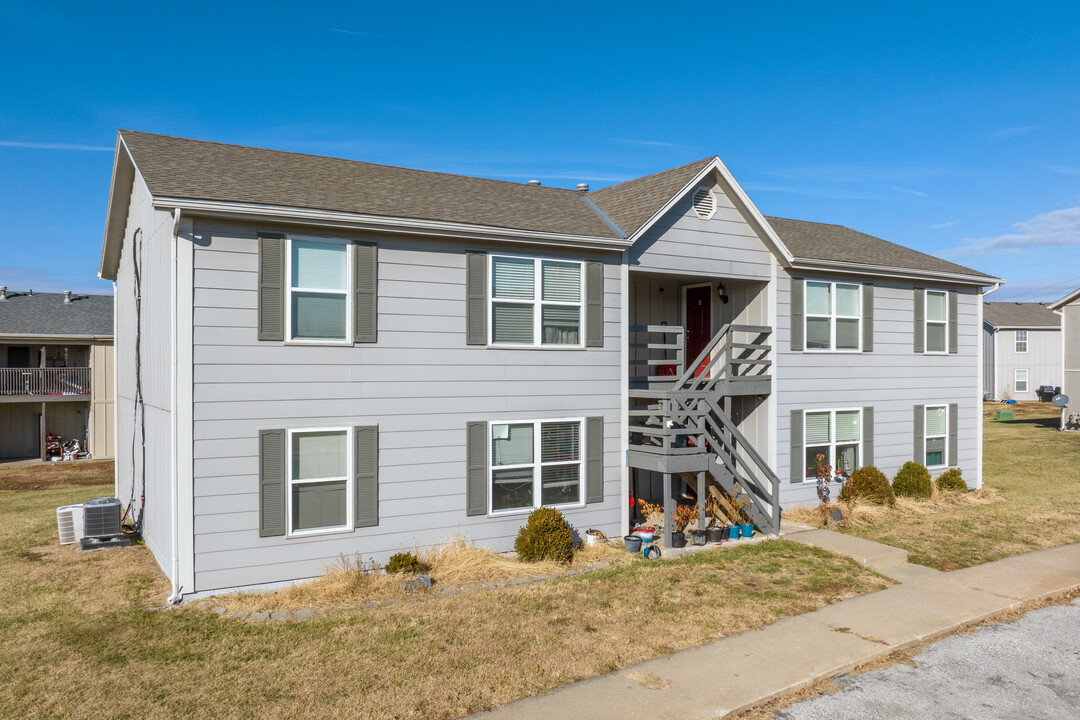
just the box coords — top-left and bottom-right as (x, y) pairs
(741, 524), (754, 538)
(669, 531), (687, 548)
(726, 525), (739, 540)
(690, 529), (707, 546)
(624, 535), (642, 553)
(706, 526), (725, 544)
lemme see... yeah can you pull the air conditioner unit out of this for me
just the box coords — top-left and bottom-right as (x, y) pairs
(57, 504), (85, 545)
(82, 497), (123, 539)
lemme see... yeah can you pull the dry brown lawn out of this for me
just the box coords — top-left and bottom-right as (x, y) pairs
(0, 464), (891, 720)
(0, 458), (113, 491)
(787, 402), (1080, 571)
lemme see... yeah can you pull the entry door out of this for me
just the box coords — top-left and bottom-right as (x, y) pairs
(685, 286), (712, 377)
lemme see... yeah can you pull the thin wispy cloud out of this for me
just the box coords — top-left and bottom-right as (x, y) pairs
(930, 220), (960, 228)
(330, 28), (372, 36)
(991, 122), (1047, 140)
(610, 138), (685, 148)
(1043, 164), (1080, 176)
(740, 182), (878, 201)
(939, 207), (1080, 257)
(0, 140), (111, 151)
(883, 184), (927, 198)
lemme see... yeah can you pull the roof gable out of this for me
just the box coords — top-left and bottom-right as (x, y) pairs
(586, 158), (714, 237)
(1050, 286), (1080, 310)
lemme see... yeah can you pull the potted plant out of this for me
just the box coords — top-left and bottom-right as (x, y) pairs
(706, 523), (725, 543)
(624, 534), (642, 552)
(689, 512), (707, 545)
(704, 496), (725, 543)
(669, 505), (696, 548)
(815, 453), (833, 505)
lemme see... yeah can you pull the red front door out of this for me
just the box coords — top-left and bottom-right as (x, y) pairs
(685, 286), (711, 377)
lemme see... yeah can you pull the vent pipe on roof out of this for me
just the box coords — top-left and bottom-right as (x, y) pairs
(576, 183), (589, 192)
(527, 180), (541, 186)
(0, 286), (6, 301)
(64, 290), (72, 304)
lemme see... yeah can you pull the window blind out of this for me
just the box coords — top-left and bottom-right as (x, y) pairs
(806, 282), (831, 315)
(542, 261), (581, 302)
(835, 410), (860, 443)
(292, 431), (347, 480)
(492, 304), (534, 344)
(541, 421), (580, 462)
(492, 256), (534, 299)
(492, 423), (534, 466)
(292, 240), (346, 291)
(835, 284), (859, 316)
(925, 407), (947, 436)
(805, 412), (831, 445)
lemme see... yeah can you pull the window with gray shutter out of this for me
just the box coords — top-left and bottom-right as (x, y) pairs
(354, 426), (378, 527)
(862, 407), (874, 467)
(913, 404), (925, 464)
(913, 289), (925, 353)
(465, 252), (487, 345)
(354, 243), (377, 343)
(862, 284), (874, 352)
(259, 429), (286, 537)
(585, 416), (604, 502)
(790, 278), (804, 351)
(466, 422), (488, 515)
(790, 409), (803, 482)
(948, 403), (959, 466)
(948, 292), (958, 354)
(586, 262), (603, 348)
(258, 234), (285, 341)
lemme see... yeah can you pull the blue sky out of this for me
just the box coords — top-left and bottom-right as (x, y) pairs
(2, 1), (1079, 301)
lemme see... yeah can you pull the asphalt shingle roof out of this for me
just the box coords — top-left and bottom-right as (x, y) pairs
(0, 292), (113, 336)
(984, 302), (1061, 329)
(120, 130), (618, 239)
(765, 216), (992, 280)
(586, 157), (714, 237)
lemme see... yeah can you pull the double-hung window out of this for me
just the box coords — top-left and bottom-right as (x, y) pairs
(490, 419), (582, 513)
(1014, 369), (1029, 394)
(925, 290), (948, 352)
(805, 281), (861, 351)
(1015, 330), (1028, 353)
(490, 256), (583, 346)
(803, 409), (861, 480)
(287, 238), (351, 342)
(923, 406), (947, 468)
(288, 428), (352, 535)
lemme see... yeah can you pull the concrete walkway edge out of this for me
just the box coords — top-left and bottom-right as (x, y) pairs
(468, 542), (1080, 720)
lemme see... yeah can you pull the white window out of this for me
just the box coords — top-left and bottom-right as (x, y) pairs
(924, 405), (947, 468)
(287, 237), (351, 343)
(1014, 369), (1029, 394)
(287, 428), (352, 535)
(805, 281), (861, 351)
(490, 256), (583, 347)
(1015, 330), (1028, 353)
(925, 290), (948, 353)
(490, 419), (583, 513)
(803, 409), (862, 480)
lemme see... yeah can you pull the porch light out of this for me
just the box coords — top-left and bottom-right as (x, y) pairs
(716, 283), (729, 304)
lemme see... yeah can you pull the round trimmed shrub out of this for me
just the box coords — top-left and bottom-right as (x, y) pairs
(893, 461), (932, 499)
(935, 468), (967, 493)
(838, 466), (895, 506)
(514, 507), (574, 563)
(385, 551), (426, 574)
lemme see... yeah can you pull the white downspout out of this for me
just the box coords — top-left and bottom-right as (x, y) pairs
(167, 208), (183, 605)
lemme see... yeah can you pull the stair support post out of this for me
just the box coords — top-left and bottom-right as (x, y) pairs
(663, 472), (674, 548)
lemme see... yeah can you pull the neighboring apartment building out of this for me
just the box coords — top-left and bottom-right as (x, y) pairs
(982, 302), (1062, 401)
(99, 131), (999, 599)
(0, 288), (114, 460)
(1050, 288), (1080, 430)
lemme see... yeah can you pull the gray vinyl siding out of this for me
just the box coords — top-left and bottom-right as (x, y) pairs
(113, 172), (175, 580)
(189, 220), (624, 592)
(775, 271), (982, 505)
(982, 322), (995, 397)
(628, 179), (773, 281)
(1063, 302), (1080, 429)
(989, 327), (1061, 400)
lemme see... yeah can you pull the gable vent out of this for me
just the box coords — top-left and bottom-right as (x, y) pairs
(692, 187), (717, 220)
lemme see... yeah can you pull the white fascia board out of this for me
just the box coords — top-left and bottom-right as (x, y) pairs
(625, 157), (796, 267)
(988, 325), (1060, 331)
(1049, 286), (1080, 310)
(788, 258), (1001, 287)
(99, 136), (137, 281)
(150, 198), (632, 252)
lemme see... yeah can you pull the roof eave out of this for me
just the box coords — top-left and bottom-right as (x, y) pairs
(151, 197), (633, 251)
(1049, 286), (1080, 310)
(789, 257), (1002, 286)
(99, 134), (136, 281)
(626, 157), (796, 267)
(0, 333), (114, 342)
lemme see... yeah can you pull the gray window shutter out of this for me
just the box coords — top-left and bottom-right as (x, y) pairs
(790, 409), (803, 483)
(466, 421), (488, 515)
(948, 403), (959, 467)
(586, 416), (604, 503)
(862, 406), (874, 467)
(259, 429), (286, 537)
(913, 405), (925, 464)
(354, 426), (378, 528)
(466, 252), (487, 345)
(354, 243), (377, 343)
(862, 284), (874, 352)
(790, 278), (804, 351)
(913, 288), (925, 353)
(258, 234), (285, 342)
(948, 291), (958, 354)
(586, 261), (604, 348)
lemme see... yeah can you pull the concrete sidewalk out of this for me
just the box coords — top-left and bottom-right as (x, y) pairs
(470, 540), (1080, 720)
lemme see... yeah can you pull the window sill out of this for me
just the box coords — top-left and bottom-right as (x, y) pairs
(488, 501), (585, 518)
(284, 339), (354, 347)
(486, 344), (588, 351)
(286, 525), (354, 539)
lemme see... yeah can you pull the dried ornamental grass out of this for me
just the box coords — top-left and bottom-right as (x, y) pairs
(785, 486), (1001, 529)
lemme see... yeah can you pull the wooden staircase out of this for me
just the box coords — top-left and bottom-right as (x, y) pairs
(628, 323), (780, 544)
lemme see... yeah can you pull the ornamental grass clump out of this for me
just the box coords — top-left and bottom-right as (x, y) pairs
(893, 461), (932, 500)
(514, 507), (574, 563)
(838, 466), (895, 506)
(935, 468), (968, 493)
